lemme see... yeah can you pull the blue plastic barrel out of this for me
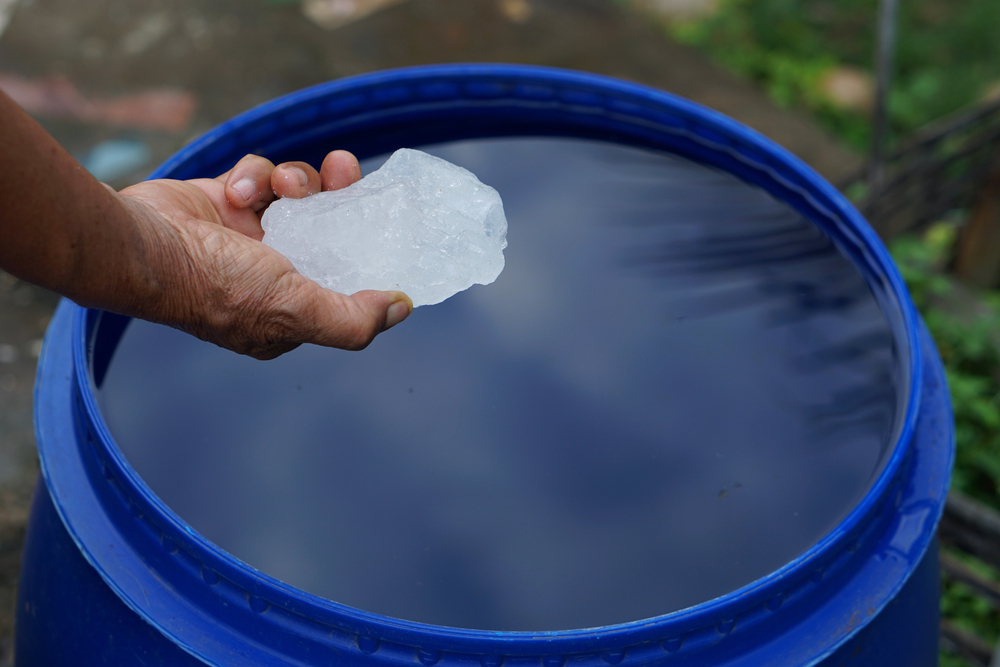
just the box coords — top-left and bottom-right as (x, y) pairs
(17, 64), (953, 666)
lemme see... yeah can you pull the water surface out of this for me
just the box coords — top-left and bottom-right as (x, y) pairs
(98, 137), (900, 631)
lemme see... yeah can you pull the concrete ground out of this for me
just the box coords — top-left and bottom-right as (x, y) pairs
(0, 0), (860, 661)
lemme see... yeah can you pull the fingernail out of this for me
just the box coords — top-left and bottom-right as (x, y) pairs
(233, 177), (255, 203)
(289, 166), (308, 187)
(385, 295), (413, 330)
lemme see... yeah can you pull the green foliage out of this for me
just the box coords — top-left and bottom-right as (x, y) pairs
(942, 548), (1000, 648)
(655, 0), (1000, 151)
(667, 0), (870, 147)
(939, 653), (971, 667)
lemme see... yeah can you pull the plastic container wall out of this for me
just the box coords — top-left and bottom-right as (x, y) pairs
(17, 64), (953, 667)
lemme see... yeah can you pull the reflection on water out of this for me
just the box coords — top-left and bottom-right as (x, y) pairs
(97, 138), (900, 631)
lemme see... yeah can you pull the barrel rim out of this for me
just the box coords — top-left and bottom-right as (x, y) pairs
(35, 64), (947, 666)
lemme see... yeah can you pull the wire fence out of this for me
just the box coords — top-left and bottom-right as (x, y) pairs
(839, 96), (1000, 242)
(939, 493), (1000, 667)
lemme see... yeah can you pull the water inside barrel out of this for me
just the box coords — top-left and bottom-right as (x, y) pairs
(97, 137), (902, 631)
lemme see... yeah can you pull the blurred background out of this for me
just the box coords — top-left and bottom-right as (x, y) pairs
(2, 0), (1000, 665)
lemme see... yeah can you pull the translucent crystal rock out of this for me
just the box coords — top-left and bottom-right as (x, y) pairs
(261, 149), (508, 307)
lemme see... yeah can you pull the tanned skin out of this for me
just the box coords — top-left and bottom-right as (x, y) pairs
(0, 89), (412, 360)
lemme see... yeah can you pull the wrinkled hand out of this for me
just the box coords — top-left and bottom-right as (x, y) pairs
(114, 151), (412, 360)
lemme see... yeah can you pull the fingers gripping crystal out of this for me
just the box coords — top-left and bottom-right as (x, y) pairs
(261, 149), (508, 307)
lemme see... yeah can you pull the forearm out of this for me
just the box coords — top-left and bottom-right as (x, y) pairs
(0, 92), (409, 357)
(0, 89), (157, 312)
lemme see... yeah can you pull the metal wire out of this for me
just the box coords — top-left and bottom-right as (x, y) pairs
(869, 0), (900, 196)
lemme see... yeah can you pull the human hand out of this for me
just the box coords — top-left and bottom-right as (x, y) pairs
(112, 151), (412, 359)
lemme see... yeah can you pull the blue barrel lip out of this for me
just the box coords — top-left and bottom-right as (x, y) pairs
(35, 64), (948, 665)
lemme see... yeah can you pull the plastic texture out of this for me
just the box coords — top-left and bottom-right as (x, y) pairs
(17, 64), (954, 667)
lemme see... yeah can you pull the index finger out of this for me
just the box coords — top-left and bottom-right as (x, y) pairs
(218, 154), (278, 213)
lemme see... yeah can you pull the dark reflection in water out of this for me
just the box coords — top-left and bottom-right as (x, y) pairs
(97, 138), (901, 631)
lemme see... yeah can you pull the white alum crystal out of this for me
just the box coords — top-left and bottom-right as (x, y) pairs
(261, 149), (508, 307)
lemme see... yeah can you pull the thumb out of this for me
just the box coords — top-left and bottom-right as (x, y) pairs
(304, 288), (413, 351)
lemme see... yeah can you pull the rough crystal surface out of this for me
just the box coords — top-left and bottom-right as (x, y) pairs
(261, 149), (508, 307)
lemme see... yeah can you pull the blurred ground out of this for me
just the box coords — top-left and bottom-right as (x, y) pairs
(0, 0), (861, 661)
